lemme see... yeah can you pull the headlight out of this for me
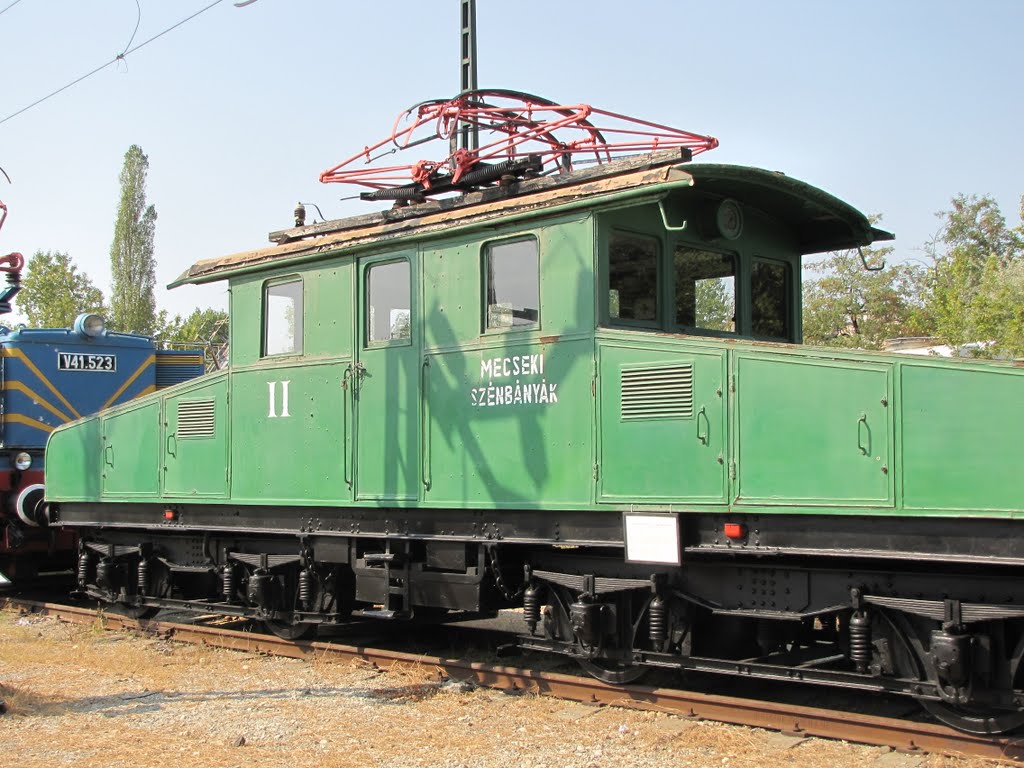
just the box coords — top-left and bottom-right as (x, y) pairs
(74, 313), (106, 338)
(13, 452), (31, 470)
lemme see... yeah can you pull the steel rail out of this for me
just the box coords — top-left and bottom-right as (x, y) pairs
(4, 598), (1024, 762)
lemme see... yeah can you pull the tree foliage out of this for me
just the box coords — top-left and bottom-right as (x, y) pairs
(16, 250), (105, 328)
(155, 307), (229, 368)
(109, 144), (158, 335)
(802, 239), (931, 349)
(927, 194), (1024, 356)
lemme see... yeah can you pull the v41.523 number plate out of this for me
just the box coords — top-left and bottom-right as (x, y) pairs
(57, 352), (116, 372)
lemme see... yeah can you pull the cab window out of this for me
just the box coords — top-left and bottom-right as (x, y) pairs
(366, 260), (411, 344)
(263, 278), (303, 356)
(484, 237), (539, 330)
(608, 232), (659, 324)
(675, 247), (736, 334)
(751, 259), (791, 340)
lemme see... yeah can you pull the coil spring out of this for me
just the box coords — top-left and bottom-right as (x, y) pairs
(77, 552), (91, 586)
(648, 596), (667, 645)
(457, 156), (542, 188)
(298, 568), (313, 609)
(523, 585), (540, 633)
(849, 611), (871, 673)
(221, 567), (236, 601)
(361, 185), (424, 202)
(137, 558), (149, 596)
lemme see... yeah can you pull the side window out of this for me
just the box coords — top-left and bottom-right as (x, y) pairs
(263, 278), (303, 356)
(366, 260), (411, 344)
(751, 259), (792, 340)
(675, 247), (736, 334)
(484, 237), (539, 330)
(608, 232), (659, 323)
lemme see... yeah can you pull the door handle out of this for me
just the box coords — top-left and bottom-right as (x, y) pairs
(696, 406), (709, 445)
(342, 365), (352, 490)
(166, 433), (177, 458)
(421, 358), (432, 491)
(104, 445), (114, 468)
(857, 413), (870, 456)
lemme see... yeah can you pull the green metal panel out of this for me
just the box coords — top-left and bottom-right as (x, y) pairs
(423, 339), (592, 508)
(229, 362), (350, 504)
(598, 340), (727, 503)
(901, 362), (1024, 513)
(100, 401), (160, 497)
(229, 258), (352, 367)
(44, 417), (102, 501)
(734, 352), (894, 507)
(421, 215), (595, 353)
(422, 239), (481, 350)
(162, 376), (229, 498)
(355, 253), (420, 502)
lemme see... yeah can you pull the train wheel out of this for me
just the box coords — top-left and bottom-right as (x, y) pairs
(577, 658), (647, 685)
(921, 622), (1024, 735)
(883, 611), (1024, 735)
(544, 585), (648, 685)
(262, 620), (315, 640)
(922, 698), (1024, 735)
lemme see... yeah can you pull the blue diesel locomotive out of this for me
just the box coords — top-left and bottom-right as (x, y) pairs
(0, 312), (204, 580)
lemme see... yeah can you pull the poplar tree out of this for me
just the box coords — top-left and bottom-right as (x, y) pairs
(109, 144), (158, 334)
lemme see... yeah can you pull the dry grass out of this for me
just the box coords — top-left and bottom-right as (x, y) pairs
(0, 608), (1015, 768)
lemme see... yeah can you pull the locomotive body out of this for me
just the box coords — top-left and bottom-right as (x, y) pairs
(0, 316), (204, 579)
(47, 152), (1024, 732)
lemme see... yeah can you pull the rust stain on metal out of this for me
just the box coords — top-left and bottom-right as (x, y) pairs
(173, 163), (695, 286)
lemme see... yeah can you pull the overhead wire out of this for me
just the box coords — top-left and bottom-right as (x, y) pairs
(0, 0), (246, 128)
(121, 0), (143, 57)
(0, 0), (25, 18)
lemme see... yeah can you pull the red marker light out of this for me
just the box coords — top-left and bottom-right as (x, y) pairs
(723, 522), (746, 540)
(163, 509), (177, 521)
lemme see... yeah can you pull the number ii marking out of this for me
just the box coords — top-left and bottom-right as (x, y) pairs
(267, 380), (291, 418)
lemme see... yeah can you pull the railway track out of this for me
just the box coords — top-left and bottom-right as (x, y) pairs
(4, 596), (1023, 763)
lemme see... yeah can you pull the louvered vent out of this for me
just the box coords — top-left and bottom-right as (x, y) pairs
(177, 399), (215, 439)
(621, 364), (694, 420)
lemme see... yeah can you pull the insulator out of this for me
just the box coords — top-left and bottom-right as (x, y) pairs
(137, 558), (150, 596)
(523, 584), (540, 634)
(648, 596), (668, 646)
(77, 552), (92, 587)
(298, 568), (313, 610)
(221, 566), (236, 602)
(849, 611), (871, 674)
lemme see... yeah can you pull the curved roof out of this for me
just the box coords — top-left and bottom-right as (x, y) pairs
(682, 164), (892, 255)
(172, 151), (891, 287)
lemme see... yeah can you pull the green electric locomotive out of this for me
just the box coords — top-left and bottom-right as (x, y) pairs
(46, 95), (1024, 734)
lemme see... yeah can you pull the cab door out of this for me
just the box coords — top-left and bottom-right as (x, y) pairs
(354, 253), (420, 501)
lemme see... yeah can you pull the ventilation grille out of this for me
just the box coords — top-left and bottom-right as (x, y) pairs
(156, 350), (206, 388)
(621, 364), (694, 420)
(177, 399), (215, 439)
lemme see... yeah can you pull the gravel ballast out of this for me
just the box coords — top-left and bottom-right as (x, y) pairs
(0, 610), (1004, 768)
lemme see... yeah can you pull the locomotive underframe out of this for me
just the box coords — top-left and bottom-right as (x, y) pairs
(60, 501), (1024, 732)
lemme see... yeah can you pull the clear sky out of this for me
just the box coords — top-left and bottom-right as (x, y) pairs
(0, 0), (1021, 321)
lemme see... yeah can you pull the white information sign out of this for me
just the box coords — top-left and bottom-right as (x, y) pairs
(624, 513), (681, 565)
